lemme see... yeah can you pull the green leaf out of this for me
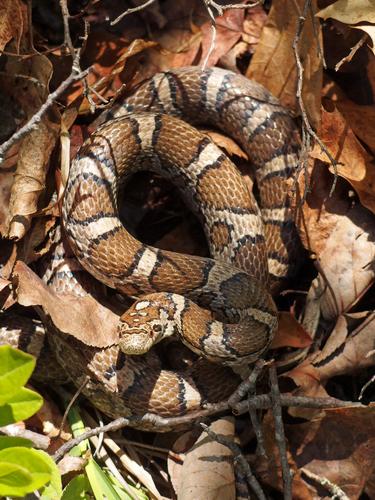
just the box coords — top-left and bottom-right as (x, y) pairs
(0, 448), (52, 497)
(0, 461), (33, 497)
(62, 474), (92, 500)
(85, 459), (122, 500)
(68, 405), (89, 456)
(37, 450), (63, 500)
(0, 345), (36, 405)
(0, 435), (32, 450)
(0, 386), (43, 425)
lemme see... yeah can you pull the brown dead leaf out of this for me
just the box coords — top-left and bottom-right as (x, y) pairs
(203, 130), (248, 160)
(301, 162), (375, 320)
(13, 260), (119, 347)
(4, 54), (60, 239)
(0, 0), (23, 52)
(287, 406), (375, 499)
(255, 411), (314, 499)
(271, 312), (312, 349)
(336, 98), (375, 155)
(170, 417), (236, 500)
(311, 101), (375, 215)
(306, 312), (375, 380)
(247, 0), (322, 130)
(200, 8), (245, 67)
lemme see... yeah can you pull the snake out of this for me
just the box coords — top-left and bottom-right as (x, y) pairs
(2, 67), (301, 426)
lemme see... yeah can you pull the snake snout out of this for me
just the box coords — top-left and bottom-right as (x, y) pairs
(118, 321), (164, 355)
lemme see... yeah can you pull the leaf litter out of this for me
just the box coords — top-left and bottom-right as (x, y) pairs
(0, 0), (375, 498)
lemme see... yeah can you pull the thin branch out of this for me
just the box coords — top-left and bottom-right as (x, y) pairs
(269, 365), (293, 500)
(0, 67), (89, 160)
(231, 394), (364, 415)
(110, 0), (158, 26)
(201, 423), (266, 500)
(335, 33), (367, 72)
(301, 468), (350, 499)
(292, 0), (340, 197)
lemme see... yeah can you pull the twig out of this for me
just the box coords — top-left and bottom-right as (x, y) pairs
(110, 0), (158, 26)
(301, 468), (350, 499)
(292, 0), (340, 197)
(269, 365), (292, 500)
(228, 360), (267, 456)
(0, 67), (89, 160)
(202, 1), (263, 69)
(335, 33), (367, 72)
(59, 0), (75, 58)
(0, 424), (50, 450)
(231, 394), (363, 415)
(58, 376), (90, 436)
(201, 423), (266, 500)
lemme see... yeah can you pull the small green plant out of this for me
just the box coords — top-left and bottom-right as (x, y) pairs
(0, 344), (62, 498)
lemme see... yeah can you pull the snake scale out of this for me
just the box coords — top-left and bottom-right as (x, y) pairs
(2, 67), (301, 426)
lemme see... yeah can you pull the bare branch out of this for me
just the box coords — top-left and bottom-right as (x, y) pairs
(292, 0), (340, 197)
(110, 0), (158, 26)
(269, 365), (293, 500)
(301, 468), (350, 499)
(201, 423), (267, 500)
(0, 67), (89, 160)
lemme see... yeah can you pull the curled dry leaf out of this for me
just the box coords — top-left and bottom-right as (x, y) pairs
(13, 260), (119, 347)
(301, 162), (375, 320)
(247, 0), (322, 130)
(303, 312), (375, 382)
(271, 312), (312, 350)
(5, 54), (60, 239)
(312, 102), (375, 214)
(170, 417), (236, 500)
(287, 406), (375, 499)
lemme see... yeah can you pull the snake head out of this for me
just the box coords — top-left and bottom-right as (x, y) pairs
(117, 295), (176, 355)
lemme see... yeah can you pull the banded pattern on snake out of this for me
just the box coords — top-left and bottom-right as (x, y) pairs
(2, 67), (301, 424)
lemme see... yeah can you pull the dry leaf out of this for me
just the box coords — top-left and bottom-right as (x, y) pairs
(287, 406), (375, 499)
(200, 8), (245, 67)
(317, 0), (375, 24)
(172, 418), (236, 500)
(300, 160), (375, 320)
(307, 312), (375, 380)
(312, 102), (375, 214)
(336, 98), (375, 155)
(247, 0), (322, 130)
(271, 312), (312, 349)
(4, 54), (60, 239)
(0, 0), (23, 52)
(13, 260), (119, 347)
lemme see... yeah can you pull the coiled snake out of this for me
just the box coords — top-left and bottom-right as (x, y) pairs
(3, 67), (301, 425)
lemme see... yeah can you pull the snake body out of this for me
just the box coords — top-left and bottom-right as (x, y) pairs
(3, 67), (301, 424)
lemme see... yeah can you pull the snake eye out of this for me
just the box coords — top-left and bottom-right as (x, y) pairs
(152, 324), (163, 334)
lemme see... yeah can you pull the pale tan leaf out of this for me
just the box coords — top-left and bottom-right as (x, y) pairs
(13, 261), (119, 347)
(174, 418), (236, 500)
(316, 0), (375, 24)
(352, 24), (375, 54)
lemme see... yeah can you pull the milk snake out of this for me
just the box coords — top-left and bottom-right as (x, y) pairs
(1, 67), (301, 425)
